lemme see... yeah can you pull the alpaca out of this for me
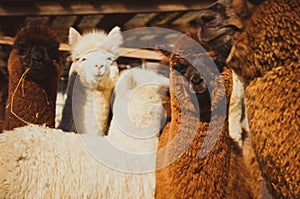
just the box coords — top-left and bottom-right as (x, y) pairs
(155, 30), (253, 198)
(58, 26), (121, 136)
(226, 0), (300, 197)
(195, 2), (271, 198)
(3, 23), (62, 130)
(0, 68), (169, 198)
(192, 0), (251, 147)
(107, 67), (169, 153)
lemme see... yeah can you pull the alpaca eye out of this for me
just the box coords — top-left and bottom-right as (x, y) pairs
(191, 73), (203, 85)
(74, 57), (86, 62)
(18, 45), (27, 55)
(107, 57), (115, 63)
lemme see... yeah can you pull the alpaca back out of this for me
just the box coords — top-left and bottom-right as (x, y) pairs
(0, 124), (161, 198)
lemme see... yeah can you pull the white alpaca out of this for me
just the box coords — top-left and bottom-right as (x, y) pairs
(228, 71), (249, 147)
(0, 68), (169, 198)
(58, 26), (122, 136)
(107, 67), (169, 162)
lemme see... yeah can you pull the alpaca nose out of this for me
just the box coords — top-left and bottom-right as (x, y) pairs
(30, 45), (44, 64)
(30, 53), (43, 69)
(95, 64), (104, 69)
(31, 55), (43, 63)
(95, 64), (106, 76)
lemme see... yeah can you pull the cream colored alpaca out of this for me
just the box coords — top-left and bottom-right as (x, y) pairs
(107, 67), (169, 162)
(59, 26), (121, 136)
(0, 68), (169, 198)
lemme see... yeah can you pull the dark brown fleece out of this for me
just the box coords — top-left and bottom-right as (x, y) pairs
(155, 30), (253, 198)
(0, 68), (8, 132)
(4, 23), (61, 130)
(228, 0), (300, 197)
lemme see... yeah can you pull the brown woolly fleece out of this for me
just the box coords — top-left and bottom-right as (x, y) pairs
(4, 23), (62, 130)
(155, 30), (253, 198)
(0, 68), (8, 132)
(228, 0), (300, 197)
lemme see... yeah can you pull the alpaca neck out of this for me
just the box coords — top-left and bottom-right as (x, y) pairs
(108, 119), (159, 154)
(155, 70), (249, 198)
(106, 118), (158, 174)
(72, 78), (112, 136)
(4, 77), (57, 130)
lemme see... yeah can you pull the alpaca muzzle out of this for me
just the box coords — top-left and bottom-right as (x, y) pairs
(196, 3), (242, 59)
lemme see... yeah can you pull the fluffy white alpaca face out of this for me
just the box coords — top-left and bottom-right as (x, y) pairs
(68, 26), (123, 89)
(76, 50), (115, 89)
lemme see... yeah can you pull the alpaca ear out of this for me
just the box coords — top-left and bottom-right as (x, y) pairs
(69, 27), (81, 46)
(101, 26), (123, 54)
(156, 76), (169, 97)
(115, 70), (136, 95)
(108, 26), (121, 37)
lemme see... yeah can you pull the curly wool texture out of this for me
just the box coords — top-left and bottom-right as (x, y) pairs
(0, 70), (8, 132)
(246, 63), (300, 198)
(228, 0), (300, 197)
(229, 0), (299, 85)
(0, 125), (154, 198)
(155, 63), (253, 198)
(3, 23), (61, 130)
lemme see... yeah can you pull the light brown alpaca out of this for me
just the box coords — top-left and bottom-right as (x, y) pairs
(155, 29), (253, 198)
(4, 23), (62, 130)
(195, 1), (279, 198)
(226, 0), (300, 197)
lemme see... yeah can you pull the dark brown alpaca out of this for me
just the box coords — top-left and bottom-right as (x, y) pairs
(4, 23), (62, 130)
(155, 30), (253, 198)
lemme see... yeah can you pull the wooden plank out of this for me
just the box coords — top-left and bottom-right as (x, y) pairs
(0, 1), (215, 16)
(0, 36), (14, 45)
(24, 16), (50, 25)
(125, 13), (158, 29)
(172, 11), (201, 25)
(51, 16), (77, 29)
(0, 36), (163, 60)
(77, 15), (104, 29)
(149, 12), (182, 26)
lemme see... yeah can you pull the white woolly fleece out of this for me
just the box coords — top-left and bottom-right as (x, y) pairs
(0, 125), (155, 198)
